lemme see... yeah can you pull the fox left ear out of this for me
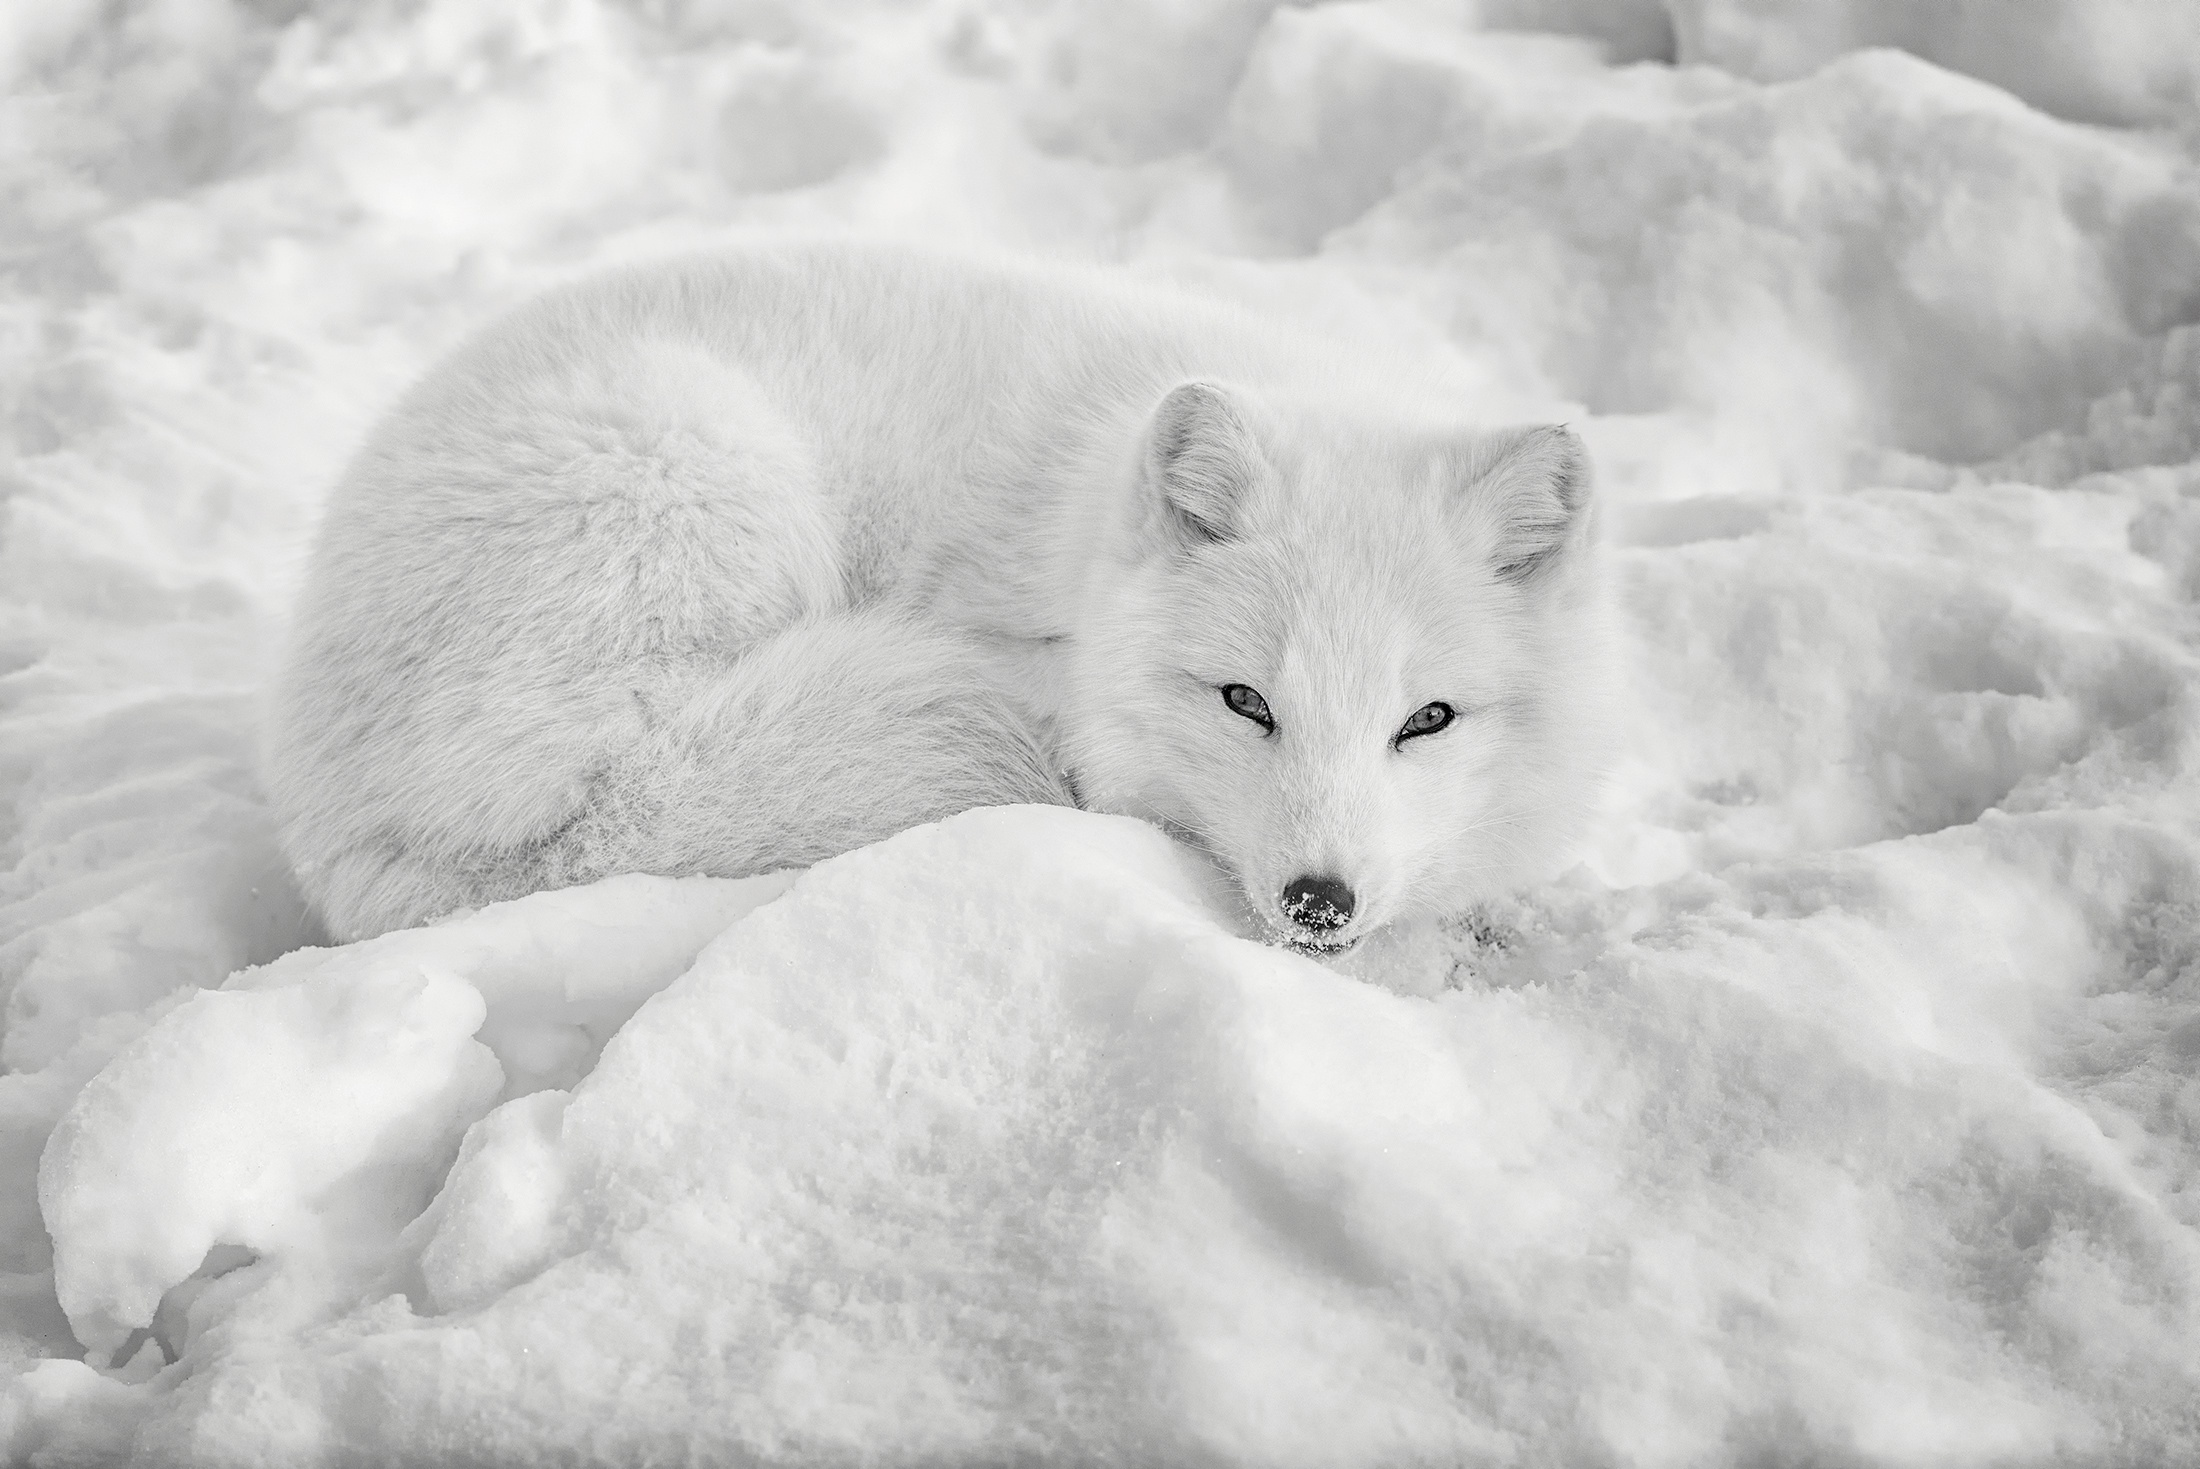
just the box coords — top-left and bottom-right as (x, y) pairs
(1457, 424), (1594, 581)
(1141, 380), (1268, 548)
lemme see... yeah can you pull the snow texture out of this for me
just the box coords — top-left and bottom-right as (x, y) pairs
(4, 0), (2200, 1464)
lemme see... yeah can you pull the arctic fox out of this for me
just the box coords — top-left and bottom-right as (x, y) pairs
(268, 243), (1607, 949)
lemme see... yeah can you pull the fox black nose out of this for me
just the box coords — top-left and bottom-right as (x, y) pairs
(1281, 874), (1355, 931)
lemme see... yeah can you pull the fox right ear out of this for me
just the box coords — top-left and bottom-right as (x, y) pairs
(1141, 381), (1265, 547)
(1461, 423), (1595, 582)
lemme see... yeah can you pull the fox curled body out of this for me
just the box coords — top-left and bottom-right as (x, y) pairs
(268, 243), (1610, 950)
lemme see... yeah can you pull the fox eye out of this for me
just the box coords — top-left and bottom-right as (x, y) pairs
(1396, 701), (1455, 743)
(1220, 683), (1275, 731)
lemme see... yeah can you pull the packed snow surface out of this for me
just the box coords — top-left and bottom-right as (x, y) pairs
(5, 0), (2200, 1464)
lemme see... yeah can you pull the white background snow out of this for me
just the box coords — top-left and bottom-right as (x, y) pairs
(4, 0), (2200, 1463)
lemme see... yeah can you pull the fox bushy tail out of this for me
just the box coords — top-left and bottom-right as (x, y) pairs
(303, 607), (1069, 942)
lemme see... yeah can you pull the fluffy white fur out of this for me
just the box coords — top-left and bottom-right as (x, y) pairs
(267, 242), (1609, 944)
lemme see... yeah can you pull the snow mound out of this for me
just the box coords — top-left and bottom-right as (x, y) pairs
(1669, 0), (2200, 125)
(1312, 45), (2197, 468)
(16, 807), (2200, 1464)
(38, 872), (789, 1369)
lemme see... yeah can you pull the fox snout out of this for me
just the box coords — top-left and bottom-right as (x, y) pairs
(1281, 872), (1354, 928)
(1277, 871), (1359, 952)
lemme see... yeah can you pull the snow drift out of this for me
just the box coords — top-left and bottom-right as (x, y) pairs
(3, 0), (2198, 1464)
(25, 806), (2200, 1465)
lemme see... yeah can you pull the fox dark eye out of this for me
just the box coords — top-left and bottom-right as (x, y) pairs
(1221, 683), (1275, 731)
(1396, 701), (1454, 742)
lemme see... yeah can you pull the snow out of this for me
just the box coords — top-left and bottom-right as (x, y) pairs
(3, 0), (2198, 1464)
(1667, 0), (2200, 126)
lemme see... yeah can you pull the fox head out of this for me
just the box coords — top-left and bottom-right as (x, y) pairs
(1062, 378), (1609, 954)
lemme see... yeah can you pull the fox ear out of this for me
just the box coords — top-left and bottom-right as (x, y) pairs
(1461, 424), (1594, 581)
(1142, 381), (1265, 546)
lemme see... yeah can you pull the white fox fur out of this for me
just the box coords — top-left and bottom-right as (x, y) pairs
(268, 242), (1609, 945)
